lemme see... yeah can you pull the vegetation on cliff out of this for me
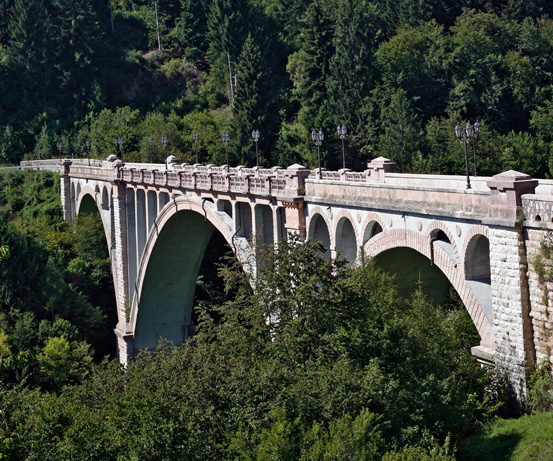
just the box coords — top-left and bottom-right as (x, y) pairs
(2, 1), (553, 177)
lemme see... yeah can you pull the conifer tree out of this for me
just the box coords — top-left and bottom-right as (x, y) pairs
(230, 34), (263, 166)
(286, 0), (334, 167)
(50, 0), (106, 116)
(176, 0), (209, 61)
(327, 0), (378, 168)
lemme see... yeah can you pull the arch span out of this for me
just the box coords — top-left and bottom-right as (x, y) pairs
(129, 196), (254, 351)
(364, 229), (494, 349)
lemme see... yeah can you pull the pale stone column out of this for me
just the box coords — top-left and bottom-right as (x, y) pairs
(109, 161), (135, 363)
(280, 164), (310, 241)
(60, 159), (73, 220)
(485, 170), (538, 404)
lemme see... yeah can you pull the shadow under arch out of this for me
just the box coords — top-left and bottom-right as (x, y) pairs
(364, 230), (494, 349)
(129, 196), (254, 351)
(74, 189), (118, 357)
(308, 212), (331, 259)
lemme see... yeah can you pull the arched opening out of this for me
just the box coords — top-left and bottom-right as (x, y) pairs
(134, 210), (219, 350)
(375, 247), (453, 306)
(237, 202), (253, 241)
(430, 229), (457, 267)
(309, 213), (331, 259)
(335, 217), (357, 263)
(75, 193), (118, 358)
(102, 187), (109, 210)
(79, 193), (97, 215)
(465, 235), (492, 323)
(254, 204), (274, 247)
(217, 199), (233, 218)
(363, 220), (383, 244)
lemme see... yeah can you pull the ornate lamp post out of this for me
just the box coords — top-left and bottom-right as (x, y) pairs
(85, 140), (91, 166)
(193, 133), (199, 163)
(161, 136), (168, 169)
(454, 122), (474, 190)
(337, 125), (347, 169)
(114, 137), (124, 161)
(56, 141), (63, 161)
(472, 121), (481, 176)
(252, 129), (260, 167)
(148, 137), (153, 163)
(311, 130), (324, 177)
(222, 132), (230, 171)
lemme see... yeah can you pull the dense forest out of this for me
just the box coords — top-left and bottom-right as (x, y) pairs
(4, 0), (553, 459)
(3, 0), (553, 175)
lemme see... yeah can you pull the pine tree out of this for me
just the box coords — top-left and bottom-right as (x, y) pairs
(175, 0), (209, 61)
(286, 0), (335, 167)
(326, 0), (378, 168)
(230, 34), (263, 166)
(50, 0), (106, 116)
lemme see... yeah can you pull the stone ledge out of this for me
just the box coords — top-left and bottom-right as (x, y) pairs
(482, 217), (523, 228)
(471, 345), (496, 366)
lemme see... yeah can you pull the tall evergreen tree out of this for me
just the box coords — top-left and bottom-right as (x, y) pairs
(175, 0), (209, 62)
(50, 0), (106, 116)
(327, 0), (378, 168)
(286, 0), (334, 167)
(230, 34), (263, 166)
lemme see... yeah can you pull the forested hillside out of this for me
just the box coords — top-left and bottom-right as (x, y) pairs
(2, 0), (553, 175)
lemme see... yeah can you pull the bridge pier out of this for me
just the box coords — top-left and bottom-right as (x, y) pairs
(486, 171), (538, 404)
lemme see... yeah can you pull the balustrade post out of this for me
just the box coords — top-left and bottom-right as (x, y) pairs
(279, 164), (310, 240)
(366, 157), (396, 182)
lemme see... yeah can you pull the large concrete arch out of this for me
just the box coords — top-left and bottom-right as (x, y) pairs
(128, 196), (254, 351)
(364, 229), (494, 350)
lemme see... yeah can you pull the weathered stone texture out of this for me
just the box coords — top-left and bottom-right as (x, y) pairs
(525, 227), (553, 366)
(489, 226), (534, 400)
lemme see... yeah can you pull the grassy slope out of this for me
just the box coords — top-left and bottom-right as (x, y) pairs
(459, 412), (553, 460)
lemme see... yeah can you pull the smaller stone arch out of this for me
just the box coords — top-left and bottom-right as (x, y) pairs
(361, 213), (386, 245)
(334, 213), (358, 263)
(307, 207), (332, 258)
(76, 184), (98, 216)
(463, 232), (492, 327)
(102, 186), (109, 210)
(364, 228), (494, 349)
(426, 221), (460, 268)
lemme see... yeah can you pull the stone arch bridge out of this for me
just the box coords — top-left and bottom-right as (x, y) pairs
(20, 156), (553, 399)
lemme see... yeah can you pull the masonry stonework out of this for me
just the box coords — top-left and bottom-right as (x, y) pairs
(23, 157), (553, 405)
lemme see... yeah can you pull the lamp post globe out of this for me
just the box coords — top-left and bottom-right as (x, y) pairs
(252, 129), (260, 166)
(311, 130), (324, 177)
(192, 133), (199, 164)
(337, 125), (347, 169)
(222, 132), (230, 170)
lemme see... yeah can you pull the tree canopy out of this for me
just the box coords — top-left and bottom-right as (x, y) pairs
(1, 1), (553, 176)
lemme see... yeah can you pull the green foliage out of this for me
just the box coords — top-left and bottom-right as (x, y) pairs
(0, 234), (495, 459)
(527, 363), (553, 413)
(0, 170), (116, 388)
(459, 411), (553, 460)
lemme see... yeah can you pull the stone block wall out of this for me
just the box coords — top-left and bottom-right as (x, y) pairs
(525, 227), (553, 366)
(489, 226), (535, 401)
